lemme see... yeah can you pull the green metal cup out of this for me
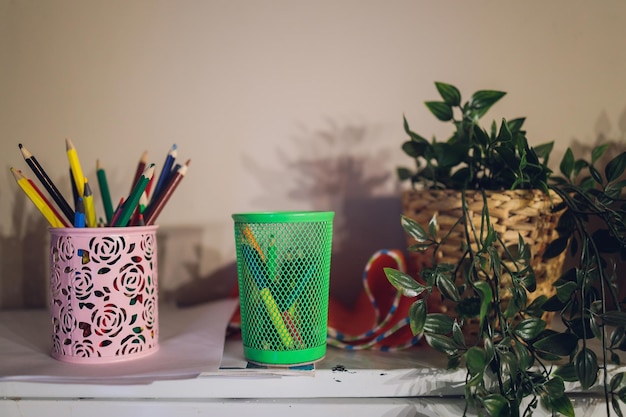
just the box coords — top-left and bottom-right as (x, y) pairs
(232, 211), (334, 366)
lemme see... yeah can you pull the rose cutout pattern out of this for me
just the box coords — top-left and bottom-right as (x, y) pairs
(49, 231), (158, 362)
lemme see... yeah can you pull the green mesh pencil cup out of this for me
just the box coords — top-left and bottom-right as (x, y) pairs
(232, 211), (334, 366)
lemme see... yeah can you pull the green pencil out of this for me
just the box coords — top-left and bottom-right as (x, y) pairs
(96, 159), (114, 224)
(113, 163), (155, 227)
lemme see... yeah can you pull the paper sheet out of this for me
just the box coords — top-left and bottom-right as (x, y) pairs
(0, 298), (239, 384)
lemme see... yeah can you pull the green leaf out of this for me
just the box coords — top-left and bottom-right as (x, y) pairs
(428, 215), (437, 240)
(534, 141), (554, 161)
(401, 140), (429, 158)
(526, 295), (548, 317)
(424, 313), (455, 334)
(541, 295), (567, 312)
(474, 281), (493, 330)
(425, 101), (453, 121)
(401, 215), (430, 243)
(590, 165), (604, 185)
(533, 332), (578, 356)
(403, 115), (429, 143)
(435, 82), (461, 106)
(396, 167), (413, 181)
(409, 299), (426, 335)
(620, 387), (626, 403)
(424, 333), (461, 356)
(601, 311), (626, 327)
(610, 372), (625, 391)
(545, 394), (575, 417)
(470, 90), (507, 119)
(555, 281), (577, 303)
(481, 394), (511, 417)
(543, 237), (569, 260)
(544, 376), (565, 397)
(516, 342), (533, 370)
(560, 148), (575, 180)
(605, 151), (626, 182)
(465, 346), (486, 375)
(554, 363), (578, 382)
(576, 348), (599, 389)
(436, 273), (460, 302)
(514, 318), (547, 341)
(451, 321), (465, 347)
(612, 398), (623, 417)
(384, 268), (426, 297)
(591, 143), (610, 163)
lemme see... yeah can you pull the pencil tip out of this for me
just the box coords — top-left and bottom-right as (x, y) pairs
(65, 138), (73, 150)
(18, 143), (23, 148)
(19, 144), (31, 158)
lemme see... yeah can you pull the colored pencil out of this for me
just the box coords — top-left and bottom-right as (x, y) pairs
(130, 190), (149, 226)
(143, 159), (189, 226)
(69, 167), (79, 208)
(10, 167), (66, 228)
(152, 144), (177, 203)
(66, 138), (85, 197)
(83, 178), (97, 227)
(109, 197), (125, 227)
(25, 175), (70, 228)
(74, 197), (86, 228)
(241, 244), (294, 348)
(113, 164), (155, 227)
(19, 144), (74, 223)
(130, 150), (148, 193)
(96, 159), (114, 224)
(242, 224), (264, 262)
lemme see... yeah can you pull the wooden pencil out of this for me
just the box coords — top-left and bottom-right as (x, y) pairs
(19, 144), (74, 223)
(144, 159), (189, 226)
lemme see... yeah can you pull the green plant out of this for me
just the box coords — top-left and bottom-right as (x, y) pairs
(397, 82), (553, 192)
(386, 82), (626, 416)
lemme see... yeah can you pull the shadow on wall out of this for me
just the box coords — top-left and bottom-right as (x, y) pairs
(559, 107), (626, 305)
(0, 189), (49, 309)
(0, 120), (407, 310)
(176, 119), (407, 308)
(9, 109), (626, 311)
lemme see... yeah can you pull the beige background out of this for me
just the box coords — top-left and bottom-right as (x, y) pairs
(2, 1), (626, 309)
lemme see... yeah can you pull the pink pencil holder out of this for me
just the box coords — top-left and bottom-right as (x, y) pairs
(48, 226), (159, 364)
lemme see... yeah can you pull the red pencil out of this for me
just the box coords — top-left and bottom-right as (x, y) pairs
(25, 173), (70, 227)
(130, 150), (148, 194)
(109, 197), (125, 227)
(143, 159), (190, 226)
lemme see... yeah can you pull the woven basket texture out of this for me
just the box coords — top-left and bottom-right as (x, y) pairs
(402, 189), (566, 342)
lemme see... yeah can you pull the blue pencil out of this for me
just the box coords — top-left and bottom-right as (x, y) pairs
(152, 144), (177, 203)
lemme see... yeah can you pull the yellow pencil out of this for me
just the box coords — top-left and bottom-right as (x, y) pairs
(66, 138), (85, 197)
(11, 167), (66, 228)
(260, 287), (294, 348)
(83, 178), (97, 227)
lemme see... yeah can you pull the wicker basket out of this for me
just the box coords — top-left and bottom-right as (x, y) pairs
(402, 189), (566, 342)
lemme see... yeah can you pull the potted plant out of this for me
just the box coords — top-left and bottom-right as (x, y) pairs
(385, 82), (626, 416)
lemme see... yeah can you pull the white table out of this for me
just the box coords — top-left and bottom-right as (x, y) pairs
(0, 337), (611, 417)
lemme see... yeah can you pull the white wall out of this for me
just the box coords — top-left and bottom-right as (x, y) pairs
(2, 0), (626, 307)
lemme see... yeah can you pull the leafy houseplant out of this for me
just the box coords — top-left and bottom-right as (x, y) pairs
(385, 82), (626, 416)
